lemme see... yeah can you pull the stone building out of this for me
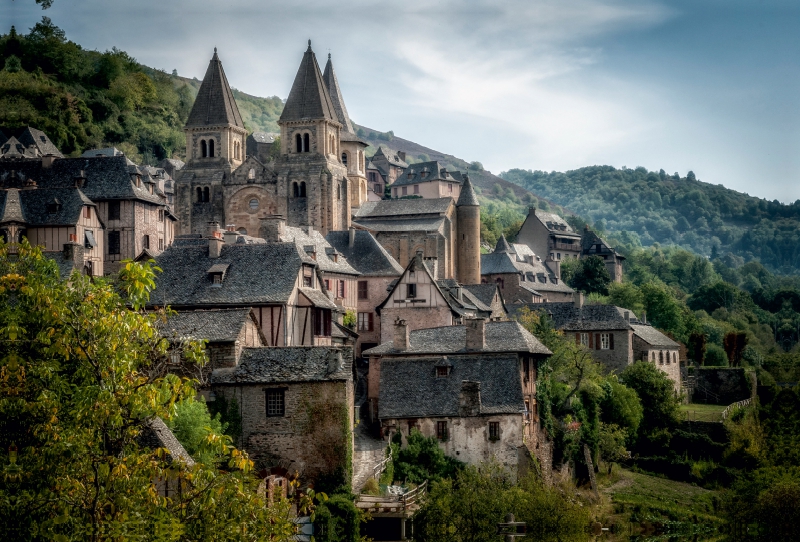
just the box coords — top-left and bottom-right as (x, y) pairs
(353, 176), (481, 283)
(0, 126), (64, 159)
(326, 228), (404, 356)
(389, 160), (462, 201)
(376, 252), (506, 344)
(481, 235), (575, 303)
(516, 300), (681, 391)
(366, 319), (552, 477)
(369, 146), (408, 188)
(581, 226), (625, 283)
(210, 346), (354, 483)
(151, 223), (339, 347)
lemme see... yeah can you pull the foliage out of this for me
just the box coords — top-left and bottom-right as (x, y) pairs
(599, 379), (643, 441)
(598, 422), (630, 467)
(313, 494), (366, 542)
(567, 255), (611, 295)
(342, 310), (356, 330)
(0, 241), (295, 540)
(206, 392), (242, 444)
(620, 362), (682, 454)
(392, 429), (462, 484)
(704, 344), (728, 367)
(164, 397), (227, 465)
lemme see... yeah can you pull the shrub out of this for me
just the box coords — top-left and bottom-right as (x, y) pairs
(705, 344), (728, 367)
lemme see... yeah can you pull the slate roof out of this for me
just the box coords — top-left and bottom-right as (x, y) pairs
(322, 54), (355, 134)
(0, 127), (63, 159)
(280, 42), (338, 124)
(495, 235), (513, 253)
(581, 228), (625, 259)
(372, 146), (408, 168)
(379, 354), (525, 419)
(160, 308), (260, 343)
(326, 229), (404, 277)
(138, 417), (195, 466)
(456, 176), (479, 206)
(391, 161), (462, 188)
(211, 346), (352, 384)
(481, 237), (574, 294)
(0, 136), (36, 159)
(354, 197), (453, 219)
(43, 249), (84, 279)
(462, 283), (503, 311)
(364, 321), (551, 356)
(279, 226), (359, 276)
(0, 187), (95, 226)
(186, 49), (244, 128)
(81, 147), (124, 158)
(299, 287), (338, 310)
(518, 303), (641, 331)
(353, 217), (445, 234)
(151, 241), (316, 307)
(631, 324), (680, 347)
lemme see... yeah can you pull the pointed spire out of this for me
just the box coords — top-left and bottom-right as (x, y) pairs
(322, 53), (355, 134)
(494, 234), (512, 253)
(456, 175), (479, 207)
(185, 49), (244, 128)
(280, 42), (338, 124)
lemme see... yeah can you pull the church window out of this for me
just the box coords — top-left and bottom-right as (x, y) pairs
(303, 133), (310, 153)
(201, 140), (207, 158)
(300, 182), (307, 198)
(337, 183), (342, 200)
(293, 182), (299, 197)
(248, 168), (255, 179)
(342, 152), (348, 165)
(208, 139), (215, 158)
(659, 351), (664, 364)
(295, 134), (302, 153)
(249, 198), (259, 210)
(196, 187), (203, 202)
(203, 187), (210, 202)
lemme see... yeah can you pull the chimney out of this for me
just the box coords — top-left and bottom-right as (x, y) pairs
(528, 205), (536, 215)
(624, 311), (630, 323)
(41, 155), (57, 168)
(74, 170), (86, 188)
(349, 226), (356, 248)
(393, 319), (409, 351)
(642, 311), (647, 324)
(459, 381), (481, 417)
(326, 350), (343, 374)
(63, 239), (84, 268)
(224, 228), (239, 245)
(397, 151), (406, 162)
(259, 215), (285, 242)
(573, 292), (584, 309)
(207, 222), (223, 258)
(465, 318), (486, 351)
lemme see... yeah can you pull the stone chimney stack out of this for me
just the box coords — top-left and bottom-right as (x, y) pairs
(259, 215), (285, 242)
(459, 381), (481, 417)
(349, 226), (356, 248)
(465, 318), (486, 351)
(207, 221), (223, 258)
(42, 154), (58, 168)
(573, 291), (585, 309)
(223, 226), (239, 245)
(393, 319), (409, 351)
(397, 150), (406, 162)
(642, 311), (647, 324)
(62, 239), (84, 268)
(624, 311), (630, 323)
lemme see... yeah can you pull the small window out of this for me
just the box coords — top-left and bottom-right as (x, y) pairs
(208, 139), (215, 158)
(109, 201), (120, 220)
(203, 187), (210, 202)
(108, 231), (120, 255)
(324, 279), (331, 291)
(158, 238), (164, 251)
(313, 308), (332, 337)
(600, 333), (610, 350)
(402, 186), (407, 196)
(580, 333), (589, 347)
(659, 351), (664, 364)
(342, 152), (348, 165)
(201, 140), (207, 158)
(143, 235), (150, 250)
(489, 421), (500, 440)
(413, 184), (419, 194)
(436, 366), (449, 378)
(249, 198), (259, 210)
(248, 168), (255, 179)
(196, 187), (203, 202)
(266, 389), (285, 417)
(337, 280), (346, 298)
(357, 312), (374, 331)
(407, 283), (417, 298)
(158, 209), (164, 222)
(300, 182), (307, 198)
(436, 421), (448, 441)
(84, 230), (97, 249)
(337, 183), (342, 200)
(84, 206), (91, 219)
(303, 275), (312, 287)
(303, 133), (310, 153)
(358, 280), (368, 300)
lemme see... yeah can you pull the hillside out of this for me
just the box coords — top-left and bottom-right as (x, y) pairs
(502, 167), (800, 273)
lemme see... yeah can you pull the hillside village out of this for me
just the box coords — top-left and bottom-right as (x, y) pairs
(0, 41), (704, 533)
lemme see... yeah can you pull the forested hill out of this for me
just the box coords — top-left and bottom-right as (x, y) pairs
(502, 167), (800, 274)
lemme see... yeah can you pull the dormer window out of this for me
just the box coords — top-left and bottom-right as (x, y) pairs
(207, 263), (229, 286)
(437, 366), (449, 378)
(302, 265), (313, 287)
(47, 199), (62, 214)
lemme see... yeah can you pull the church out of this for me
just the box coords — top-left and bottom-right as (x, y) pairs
(174, 42), (481, 284)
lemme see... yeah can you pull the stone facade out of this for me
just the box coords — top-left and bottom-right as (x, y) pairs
(632, 334), (681, 391)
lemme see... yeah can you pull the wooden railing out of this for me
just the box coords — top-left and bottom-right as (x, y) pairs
(401, 480), (427, 507)
(372, 446), (392, 479)
(722, 398), (751, 420)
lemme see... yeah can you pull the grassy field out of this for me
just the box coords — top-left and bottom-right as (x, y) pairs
(680, 403), (727, 422)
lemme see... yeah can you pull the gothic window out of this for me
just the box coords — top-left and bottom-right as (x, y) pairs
(295, 134), (302, 153)
(659, 351), (664, 364)
(201, 140), (207, 158)
(208, 139), (215, 158)
(342, 152), (348, 166)
(293, 182), (299, 197)
(299, 182), (307, 198)
(203, 187), (210, 202)
(303, 133), (310, 153)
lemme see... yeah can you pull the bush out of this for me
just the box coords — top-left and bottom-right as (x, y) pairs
(705, 344), (728, 367)
(393, 429), (462, 484)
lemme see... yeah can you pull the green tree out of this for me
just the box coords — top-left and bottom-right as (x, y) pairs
(569, 256), (611, 295)
(705, 343), (728, 367)
(393, 429), (462, 484)
(620, 362), (682, 452)
(165, 397), (227, 465)
(599, 379), (643, 440)
(640, 281), (686, 339)
(607, 282), (644, 315)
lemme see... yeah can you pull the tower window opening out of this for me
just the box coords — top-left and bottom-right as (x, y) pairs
(208, 139), (215, 158)
(296, 134), (302, 153)
(342, 152), (348, 165)
(300, 182), (307, 198)
(196, 187), (202, 202)
(203, 186), (210, 202)
(293, 182), (299, 197)
(303, 133), (310, 153)
(201, 140), (207, 158)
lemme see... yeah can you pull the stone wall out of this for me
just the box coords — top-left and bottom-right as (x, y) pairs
(693, 367), (750, 405)
(379, 305), (454, 344)
(356, 276), (398, 356)
(581, 329), (633, 373)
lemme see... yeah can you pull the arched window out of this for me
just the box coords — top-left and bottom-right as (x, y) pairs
(673, 352), (678, 364)
(296, 134), (302, 153)
(300, 182), (307, 198)
(303, 133), (310, 153)
(292, 182), (299, 197)
(201, 140), (207, 158)
(248, 168), (255, 180)
(208, 139), (215, 158)
(237, 228), (247, 235)
(203, 187), (210, 202)
(196, 187), (203, 202)
(342, 152), (348, 166)
(659, 351), (664, 364)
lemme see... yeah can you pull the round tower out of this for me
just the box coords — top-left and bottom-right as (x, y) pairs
(456, 175), (481, 285)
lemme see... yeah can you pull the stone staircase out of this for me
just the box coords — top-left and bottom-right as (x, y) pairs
(351, 367), (389, 493)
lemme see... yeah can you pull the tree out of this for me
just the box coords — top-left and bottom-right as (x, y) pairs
(599, 379), (643, 440)
(688, 332), (707, 364)
(569, 256), (611, 295)
(705, 344), (728, 366)
(723, 332), (748, 367)
(393, 429), (462, 484)
(640, 282), (686, 339)
(0, 242), (295, 541)
(620, 362), (682, 452)
(165, 397), (227, 465)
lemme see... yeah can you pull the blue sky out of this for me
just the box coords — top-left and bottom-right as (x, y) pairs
(7, 0), (800, 202)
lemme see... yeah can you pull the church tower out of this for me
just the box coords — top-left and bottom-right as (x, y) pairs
(175, 49), (247, 234)
(456, 175), (481, 285)
(276, 41), (350, 234)
(323, 53), (369, 209)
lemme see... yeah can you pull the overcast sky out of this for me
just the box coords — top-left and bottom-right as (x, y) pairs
(7, 0), (800, 202)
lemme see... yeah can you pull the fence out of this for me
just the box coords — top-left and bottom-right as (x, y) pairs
(372, 446), (392, 479)
(721, 398), (751, 421)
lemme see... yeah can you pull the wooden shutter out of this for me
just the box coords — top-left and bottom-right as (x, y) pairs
(368, 312), (374, 331)
(609, 333), (615, 350)
(595, 334), (601, 350)
(575, 333), (580, 345)
(588, 333), (593, 349)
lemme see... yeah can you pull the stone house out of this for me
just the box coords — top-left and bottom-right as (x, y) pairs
(515, 206), (582, 265)
(210, 346), (354, 484)
(353, 176), (481, 284)
(151, 224), (339, 347)
(365, 160), (385, 201)
(0, 126), (64, 159)
(520, 300), (681, 391)
(367, 319), (552, 477)
(581, 226), (625, 283)
(369, 145), (408, 188)
(326, 228), (404, 357)
(389, 160), (463, 201)
(481, 235), (575, 303)
(376, 252), (506, 344)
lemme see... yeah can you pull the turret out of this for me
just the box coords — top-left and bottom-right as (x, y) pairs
(456, 175), (481, 285)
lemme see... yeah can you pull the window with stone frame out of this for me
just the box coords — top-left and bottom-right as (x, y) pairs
(143, 235), (150, 250)
(600, 333), (611, 350)
(357, 312), (373, 332)
(436, 420), (448, 441)
(357, 281), (368, 300)
(265, 389), (285, 417)
(158, 238), (164, 251)
(488, 421), (500, 441)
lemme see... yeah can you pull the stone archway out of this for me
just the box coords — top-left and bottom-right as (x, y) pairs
(226, 186), (278, 238)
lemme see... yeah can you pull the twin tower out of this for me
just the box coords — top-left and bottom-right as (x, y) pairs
(174, 42), (482, 285)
